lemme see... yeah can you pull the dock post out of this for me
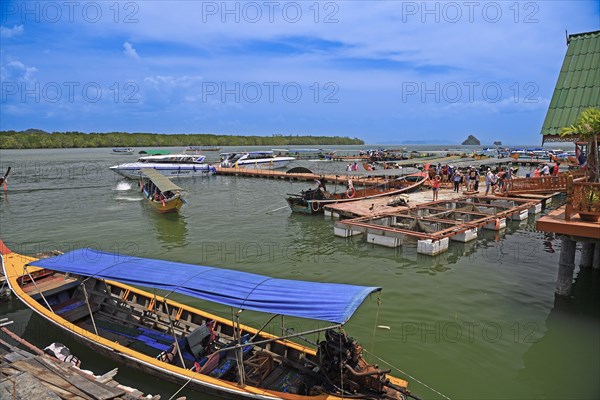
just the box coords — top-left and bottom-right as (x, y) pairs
(556, 236), (576, 296)
(580, 242), (595, 269)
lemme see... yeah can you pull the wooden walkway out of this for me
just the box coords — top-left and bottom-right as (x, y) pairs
(215, 166), (402, 187)
(537, 206), (600, 239)
(324, 188), (464, 219)
(0, 323), (165, 400)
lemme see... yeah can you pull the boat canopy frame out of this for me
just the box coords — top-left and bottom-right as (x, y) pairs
(140, 168), (184, 193)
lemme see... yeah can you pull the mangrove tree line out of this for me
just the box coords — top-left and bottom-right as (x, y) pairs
(0, 129), (364, 149)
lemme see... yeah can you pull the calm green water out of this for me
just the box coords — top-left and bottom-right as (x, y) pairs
(0, 148), (598, 400)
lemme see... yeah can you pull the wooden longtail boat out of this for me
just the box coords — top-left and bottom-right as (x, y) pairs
(140, 168), (186, 213)
(1, 242), (414, 400)
(286, 177), (426, 215)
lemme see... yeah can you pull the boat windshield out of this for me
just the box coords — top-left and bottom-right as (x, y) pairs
(138, 155), (205, 164)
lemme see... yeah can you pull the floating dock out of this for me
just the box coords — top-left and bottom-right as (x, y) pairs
(333, 196), (541, 255)
(323, 188), (464, 218)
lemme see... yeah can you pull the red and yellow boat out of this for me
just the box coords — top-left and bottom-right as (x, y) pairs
(1, 241), (414, 400)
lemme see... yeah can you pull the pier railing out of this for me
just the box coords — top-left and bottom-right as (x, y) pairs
(565, 176), (600, 221)
(506, 174), (569, 194)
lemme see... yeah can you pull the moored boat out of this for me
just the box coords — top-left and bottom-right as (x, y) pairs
(220, 151), (295, 169)
(286, 176), (426, 214)
(140, 168), (187, 213)
(1, 242), (414, 400)
(110, 154), (217, 179)
(112, 147), (134, 154)
(186, 145), (223, 153)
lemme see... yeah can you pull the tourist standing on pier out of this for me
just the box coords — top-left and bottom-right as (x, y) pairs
(468, 167), (478, 191)
(541, 164), (550, 175)
(452, 170), (462, 192)
(431, 174), (441, 201)
(485, 169), (494, 195)
(495, 168), (506, 194)
(533, 166), (541, 177)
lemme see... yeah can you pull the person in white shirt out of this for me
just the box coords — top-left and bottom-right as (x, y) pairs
(485, 169), (495, 195)
(541, 164), (550, 175)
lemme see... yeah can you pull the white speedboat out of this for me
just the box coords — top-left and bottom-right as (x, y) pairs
(112, 147), (134, 154)
(110, 154), (216, 178)
(220, 151), (295, 169)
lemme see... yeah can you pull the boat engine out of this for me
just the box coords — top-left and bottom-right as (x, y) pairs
(317, 329), (392, 395)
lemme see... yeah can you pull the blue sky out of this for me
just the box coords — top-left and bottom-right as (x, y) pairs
(1, 1), (598, 145)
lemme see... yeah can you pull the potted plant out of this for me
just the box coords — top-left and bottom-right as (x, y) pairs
(561, 107), (600, 182)
(561, 107), (600, 222)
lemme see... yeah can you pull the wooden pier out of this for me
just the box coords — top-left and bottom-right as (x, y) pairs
(536, 177), (600, 297)
(214, 166), (405, 187)
(0, 323), (165, 400)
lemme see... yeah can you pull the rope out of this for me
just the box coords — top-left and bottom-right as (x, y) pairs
(265, 205), (288, 214)
(369, 297), (381, 364)
(253, 201), (285, 214)
(168, 368), (202, 400)
(339, 327), (344, 399)
(362, 349), (453, 400)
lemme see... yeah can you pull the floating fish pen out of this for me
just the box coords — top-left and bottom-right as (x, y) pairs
(334, 196), (541, 256)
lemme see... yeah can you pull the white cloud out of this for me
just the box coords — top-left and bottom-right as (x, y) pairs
(143, 75), (203, 87)
(0, 59), (37, 82)
(123, 42), (140, 60)
(0, 25), (24, 38)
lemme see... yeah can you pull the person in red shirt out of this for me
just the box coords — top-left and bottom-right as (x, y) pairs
(431, 174), (441, 201)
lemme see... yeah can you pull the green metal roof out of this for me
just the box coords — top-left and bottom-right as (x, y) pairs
(541, 30), (600, 142)
(138, 149), (170, 155)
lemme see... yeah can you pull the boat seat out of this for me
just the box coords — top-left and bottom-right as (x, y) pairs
(207, 334), (252, 378)
(155, 321), (217, 368)
(55, 298), (100, 323)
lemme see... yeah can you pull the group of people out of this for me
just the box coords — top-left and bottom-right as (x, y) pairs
(346, 162), (359, 172)
(428, 165), (521, 199)
(532, 161), (560, 178)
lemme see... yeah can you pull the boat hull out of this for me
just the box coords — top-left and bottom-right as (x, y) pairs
(222, 159), (294, 170)
(148, 195), (185, 213)
(287, 177), (426, 214)
(1, 248), (409, 400)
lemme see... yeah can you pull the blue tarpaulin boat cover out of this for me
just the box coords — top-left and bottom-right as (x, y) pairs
(29, 249), (381, 324)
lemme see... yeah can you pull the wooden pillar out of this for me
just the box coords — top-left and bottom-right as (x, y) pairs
(580, 242), (595, 269)
(593, 242), (600, 270)
(556, 236), (576, 297)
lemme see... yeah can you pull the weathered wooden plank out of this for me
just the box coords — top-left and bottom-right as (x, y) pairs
(2, 351), (28, 363)
(0, 371), (62, 400)
(95, 368), (119, 384)
(37, 357), (126, 400)
(10, 358), (94, 400)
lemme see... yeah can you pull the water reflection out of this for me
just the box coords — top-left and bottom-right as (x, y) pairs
(517, 268), (600, 399)
(147, 211), (189, 249)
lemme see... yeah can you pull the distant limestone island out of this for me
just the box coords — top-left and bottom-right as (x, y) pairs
(0, 129), (364, 149)
(461, 135), (481, 145)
